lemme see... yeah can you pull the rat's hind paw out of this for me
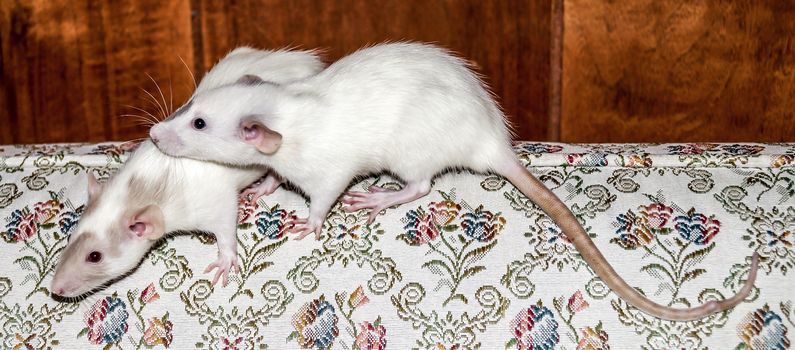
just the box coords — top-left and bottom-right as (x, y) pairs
(287, 218), (323, 240)
(204, 254), (240, 287)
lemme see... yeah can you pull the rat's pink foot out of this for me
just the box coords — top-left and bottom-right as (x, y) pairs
(341, 191), (394, 223)
(364, 185), (391, 193)
(287, 218), (323, 240)
(342, 183), (431, 223)
(204, 253), (240, 287)
(240, 174), (281, 203)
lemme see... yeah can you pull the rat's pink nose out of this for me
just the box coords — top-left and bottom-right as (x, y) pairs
(51, 278), (74, 296)
(149, 124), (183, 152)
(149, 126), (162, 144)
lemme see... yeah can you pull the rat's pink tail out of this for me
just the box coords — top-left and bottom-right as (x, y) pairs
(498, 160), (759, 321)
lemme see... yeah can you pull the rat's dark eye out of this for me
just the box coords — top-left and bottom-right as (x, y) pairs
(192, 118), (206, 130)
(86, 251), (102, 263)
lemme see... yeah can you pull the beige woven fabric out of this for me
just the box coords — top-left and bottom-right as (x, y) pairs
(0, 142), (793, 349)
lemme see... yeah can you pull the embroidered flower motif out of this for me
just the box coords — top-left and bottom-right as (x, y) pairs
(773, 154), (795, 168)
(90, 141), (140, 159)
(612, 203), (675, 250)
(754, 220), (793, 259)
(526, 215), (586, 272)
(348, 285), (369, 309)
(83, 295), (129, 345)
(567, 291), (589, 313)
(737, 304), (791, 349)
(292, 296), (339, 349)
(666, 144), (716, 155)
(638, 203), (674, 230)
(237, 198), (257, 224)
(4, 210), (37, 242)
(221, 336), (244, 350)
(58, 209), (81, 236)
(517, 143), (564, 154)
(566, 153), (608, 166)
(461, 206), (505, 243)
(207, 323), (252, 350)
(33, 199), (62, 225)
(140, 283), (159, 304)
(546, 223), (571, 245)
(576, 325), (610, 350)
(674, 209), (720, 245)
(429, 200), (461, 226)
(3, 199), (66, 242)
(255, 206), (297, 240)
(400, 207), (439, 245)
(355, 321), (387, 350)
(8, 331), (48, 350)
(721, 144), (765, 156)
(326, 209), (367, 241)
(143, 314), (173, 347)
(611, 210), (654, 250)
(625, 154), (653, 167)
(508, 304), (560, 350)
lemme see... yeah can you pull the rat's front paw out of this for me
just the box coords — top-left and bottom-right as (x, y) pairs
(287, 218), (323, 240)
(204, 254), (240, 287)
(240, 174), (281, 203)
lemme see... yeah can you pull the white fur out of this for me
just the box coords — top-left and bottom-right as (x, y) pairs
(51, 47), (325, 297)
(155, 42), (515, 183)
(148, 42), (761, 321)
(151, 42), (517, 234)
(196, 47), (325, 94)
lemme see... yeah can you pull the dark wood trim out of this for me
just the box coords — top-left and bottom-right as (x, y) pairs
(189, 0), (205, 85)
(548, 0), (563, 141)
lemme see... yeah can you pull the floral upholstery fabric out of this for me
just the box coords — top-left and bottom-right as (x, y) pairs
(0, 142), (793, 349)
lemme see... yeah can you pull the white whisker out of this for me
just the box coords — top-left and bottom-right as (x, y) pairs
(119, 115), (157, 128)
(119, 113), (153, 121)
(178, 54), (197, 90)
(123, 137), (147, 144)
(146, 73), (170, 121)
(139, 87), (167, 121)
(122, 104), (159, 124)
(168, 77), (174, 115)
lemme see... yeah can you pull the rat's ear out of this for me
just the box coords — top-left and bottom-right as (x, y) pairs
(236, 74), (265, 85)
(87, 172), (102, 201)
(129, 205), (165, 240)
(240, 119), (283, 154)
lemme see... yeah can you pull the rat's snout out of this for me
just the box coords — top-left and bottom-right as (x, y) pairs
(51, 275), (80, 297)
(149, 126), (161, 145)
(149, 124), (183, 154)
(149, 124), (165, 145)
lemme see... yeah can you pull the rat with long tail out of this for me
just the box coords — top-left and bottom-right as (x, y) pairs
(150, 42), (759, 321)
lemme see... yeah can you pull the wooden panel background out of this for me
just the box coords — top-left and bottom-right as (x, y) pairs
(0, 0), (195, 143)
(563, 0), (795, 142)
(0, 0), (549, 144)
(1, 0), (794, 144)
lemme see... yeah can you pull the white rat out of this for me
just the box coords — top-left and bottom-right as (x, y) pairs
(50, 47), (325, 297)
(149, 42), (759, 321)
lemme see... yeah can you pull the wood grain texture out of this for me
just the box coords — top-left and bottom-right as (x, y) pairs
(1, 1), (549, 144)
(6, 1), (793, 144)
(0, 0), (195, 144)
(191, 0), (551, 141)
(548, 0), (563, 140)
(562, 0), (795, 142)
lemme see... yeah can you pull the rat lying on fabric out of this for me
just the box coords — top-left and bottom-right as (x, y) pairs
(50, 47), (325, 298)
(150, 42), (759, 321)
